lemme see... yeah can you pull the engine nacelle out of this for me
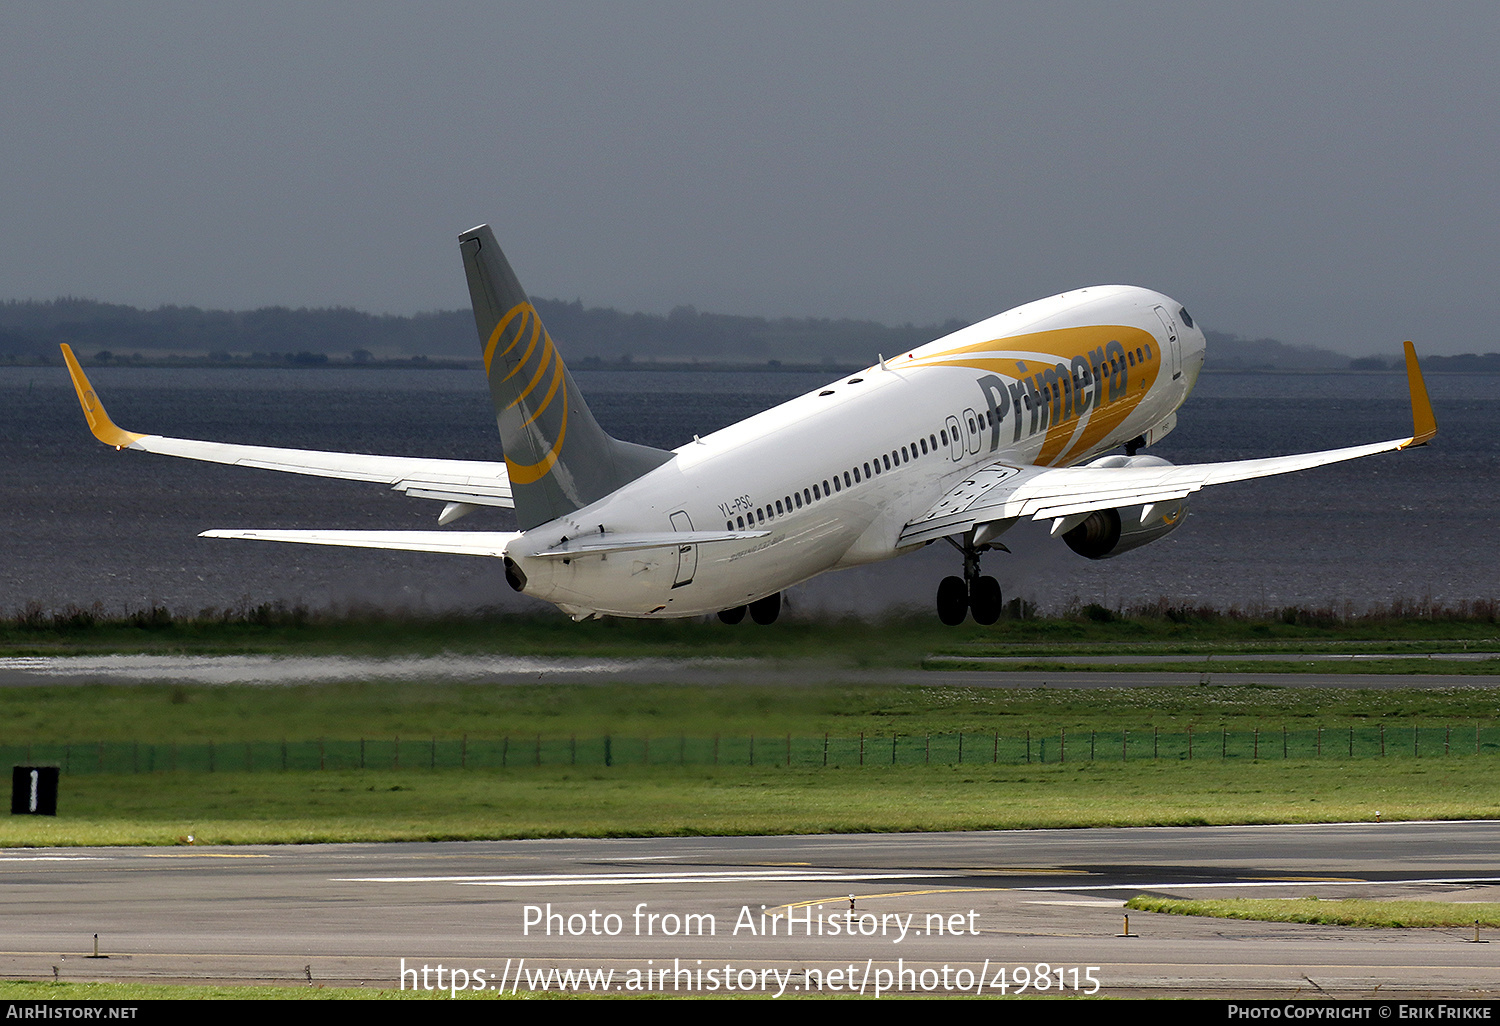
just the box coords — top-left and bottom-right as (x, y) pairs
(1061, 454), (1189, 560)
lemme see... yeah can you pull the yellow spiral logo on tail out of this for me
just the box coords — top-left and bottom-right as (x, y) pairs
(485, 303), (570, 484)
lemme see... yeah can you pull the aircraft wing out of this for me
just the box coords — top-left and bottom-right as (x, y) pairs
(61, 345), (513, 510)
(899, 341), (1437, 547)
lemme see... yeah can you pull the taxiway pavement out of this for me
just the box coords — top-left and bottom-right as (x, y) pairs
(5, 822), (1499, 997)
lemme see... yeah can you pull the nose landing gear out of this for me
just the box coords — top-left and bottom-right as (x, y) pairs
(937, 533), (1004, 626)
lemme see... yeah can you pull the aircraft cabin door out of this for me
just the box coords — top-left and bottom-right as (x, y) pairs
(1153, 306), (1183, 381)
(945, 415), (965, 461)
(669, 510), (697, 589)
(962, 408), (983, 455)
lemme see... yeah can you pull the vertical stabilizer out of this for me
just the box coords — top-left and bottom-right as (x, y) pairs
(459, 225), (673, 530)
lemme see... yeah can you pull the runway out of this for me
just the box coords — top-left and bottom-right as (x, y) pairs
(1, 653), (1496, 689)
(5, 822), (1499, 997)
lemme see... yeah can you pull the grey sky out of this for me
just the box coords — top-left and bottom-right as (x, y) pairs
(3, 2), (1495, 355)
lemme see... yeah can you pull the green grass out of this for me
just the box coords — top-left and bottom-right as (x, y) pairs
(1, 656), (1497, 848)
(5, 759), (1499, 847)
(933, 657), (1500, 675)
(2, 681), (1498, 743)
(0, 980), (527, 1000)
(1124, 896), (1500, 929)
(947, 637), (1500, 655)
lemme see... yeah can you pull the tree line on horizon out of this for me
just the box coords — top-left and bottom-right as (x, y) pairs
(0, 296), (1491, 372)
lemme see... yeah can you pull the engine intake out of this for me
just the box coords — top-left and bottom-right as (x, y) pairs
(1061, 455), (1189, 560)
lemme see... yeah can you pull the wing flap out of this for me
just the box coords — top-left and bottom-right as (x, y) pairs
(901, 343), (1436, 547)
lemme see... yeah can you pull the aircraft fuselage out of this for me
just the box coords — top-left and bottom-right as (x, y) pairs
(507, 284), (1206, 618)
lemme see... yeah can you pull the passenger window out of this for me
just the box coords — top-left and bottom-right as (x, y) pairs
(1128, 352), (1135, 367)
(833, 477), (841, 492)
(853, 467), (861, 483)
(884, 453), (892, 469)
(775, 500), (783, 515)
(843, 471), (851, 487)
(920, 438), (927, 455)
(726, 521), (733, 531)
(736, 516), (744, 529)
(1145, 343), (1153, 360)
(864, 462), (872, 478)
(794, 493), (802, 509)
(803, 488), (810, 504)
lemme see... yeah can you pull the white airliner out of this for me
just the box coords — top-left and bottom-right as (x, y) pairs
(63, 224), (1437, 625)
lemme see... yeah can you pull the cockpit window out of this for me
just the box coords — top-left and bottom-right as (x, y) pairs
(1178, 307), (1194, 329)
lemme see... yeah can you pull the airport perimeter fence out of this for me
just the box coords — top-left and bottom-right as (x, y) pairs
(4, 724), (1500, 774)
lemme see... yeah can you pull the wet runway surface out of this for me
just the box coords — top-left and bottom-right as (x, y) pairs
(1, 654), (1497, 690)
(5, 822), (1499, 997)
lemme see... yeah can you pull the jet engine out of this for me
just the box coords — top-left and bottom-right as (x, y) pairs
(1060, 454), (1189, 560)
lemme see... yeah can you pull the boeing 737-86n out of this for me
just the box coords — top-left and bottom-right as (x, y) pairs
(63, 224), (1438, 625)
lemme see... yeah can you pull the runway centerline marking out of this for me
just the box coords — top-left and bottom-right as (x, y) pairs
(333, 870), (930, 887)
(777, 887), (1000, 913)
(0, 856), (111, 863)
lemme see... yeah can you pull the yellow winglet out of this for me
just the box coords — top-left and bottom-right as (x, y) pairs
(59, 344), (145, 449)
(1400, 340), (1437, 448)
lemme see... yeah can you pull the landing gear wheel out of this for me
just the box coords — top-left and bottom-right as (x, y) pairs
(969, 575), (1002, 625)
(717, 605), (746, 625)
(748, 592), (781, 625)
(937, 576), (968, 626)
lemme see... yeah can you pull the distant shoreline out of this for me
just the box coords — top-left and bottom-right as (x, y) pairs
(2, 354), (1492, 374)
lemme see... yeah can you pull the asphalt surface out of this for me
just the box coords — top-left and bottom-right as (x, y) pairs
(5, 822), (1500, 998)
(1, 654), (1497, 689)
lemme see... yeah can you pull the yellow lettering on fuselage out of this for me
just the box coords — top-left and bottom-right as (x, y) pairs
(905, 324), (1160, 466)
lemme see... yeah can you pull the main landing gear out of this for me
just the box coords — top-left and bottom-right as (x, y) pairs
(718, 592), (781, 625)
(937, 534), (1003, 626)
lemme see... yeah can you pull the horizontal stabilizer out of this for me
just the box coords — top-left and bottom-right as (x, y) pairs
(200, 528), (767, 560)
(532, 529), (769, 559)
(200, 529), (521, 557)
